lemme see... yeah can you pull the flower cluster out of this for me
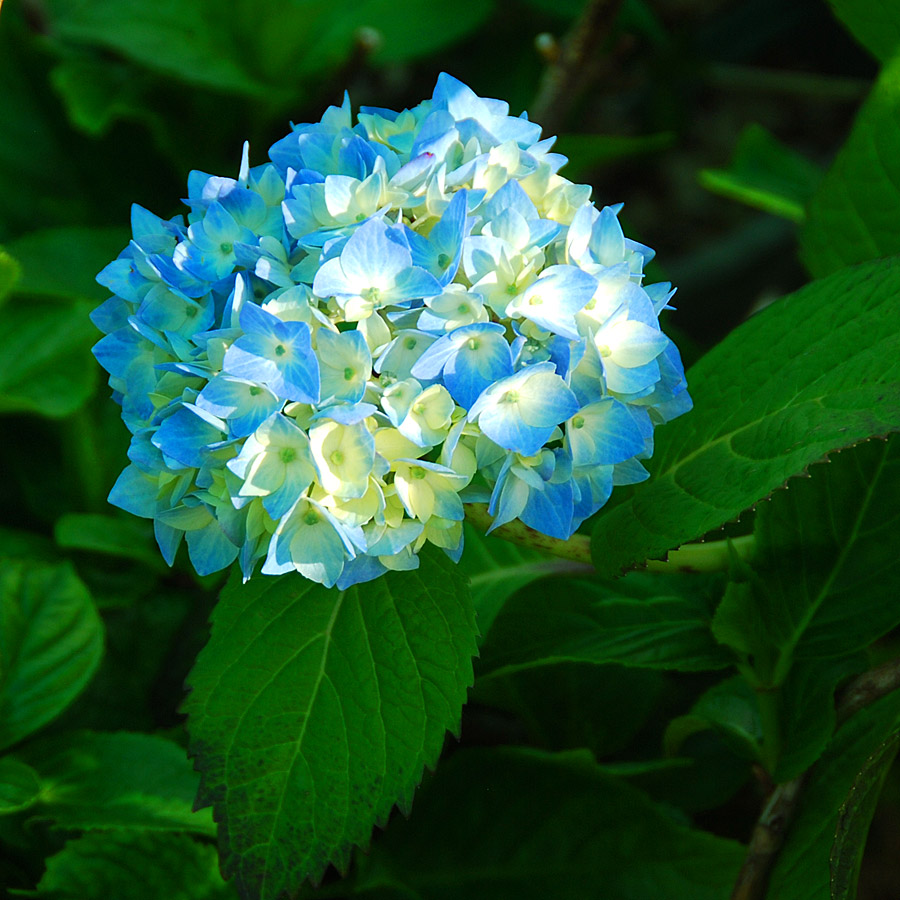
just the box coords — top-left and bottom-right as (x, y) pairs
(92, 74), (691, 588)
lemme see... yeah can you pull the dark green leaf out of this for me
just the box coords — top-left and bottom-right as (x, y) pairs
(0, 15), (91, 240)
(767, 688), (900, 899)
(477, 573), (732, 677)
(0, 560), (103, 751)
(801, 57), (900, 276)
(0, 249), (20, 308)
(830, 730), (900, 899)
(354, 747), (745, 900)
(625, 730), (752, 814)
(472, 663), (664, 758)
(184, 550), (477, 897)
(4, 227), (129, 302)
(775, 656), (865, 782)
(0, 298), (99, 417)
(0, 528), (57, 561)
(30, 831), (236, 899)
(827, 0), (900, 62)
(54, 513), (165, 570)
(50, 56), (158, 138)
(590, 256), (900, 578)
(699, 123), (822, 222)
(459, 525), (584, 636)
(19, 730), (215, 835)
(0, 757), (42, 815)
(665, 676), (762, 761)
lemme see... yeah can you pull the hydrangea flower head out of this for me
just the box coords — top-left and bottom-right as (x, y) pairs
(92, 74), (691, 588)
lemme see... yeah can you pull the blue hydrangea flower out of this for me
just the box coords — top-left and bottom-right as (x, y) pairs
(92, 73), (692, 588)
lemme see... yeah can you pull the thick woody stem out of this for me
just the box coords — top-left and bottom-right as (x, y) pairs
(729, 656), (900, 900)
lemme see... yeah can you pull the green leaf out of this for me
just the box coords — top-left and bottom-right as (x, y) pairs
(458, 525), (582, 636)
(664, 676), (762, 762)
(0, 757), (42, 815)
(30, 831), (236, 899)
(50, 56), (158, 138)
(43, 0), (268, 96)
(0, 297), (99, 417)
(827, 0), (900, 62)
(476, 573), (732, 677)
(801, 57), (900, 276)
(0, 560), (103, 751)
(184, 550), (477, 897)
(472, 663), (664, 758)
(54, 513), (165, 570)
(19, 730), (215, 835)
(767, 688), (900, 899)
(699, 123), (823, 222)
(829, 729), (900, 899)
(723, 437), (900, 671)
(590, 256), (900, 578)
(0, 248), (20, 308)
(774, 655), (864, 782)
(4, 227), (129, 302)
(354, 747), (745, 899)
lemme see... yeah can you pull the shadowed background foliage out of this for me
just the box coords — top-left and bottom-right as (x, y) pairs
(2, 0), (900, 898)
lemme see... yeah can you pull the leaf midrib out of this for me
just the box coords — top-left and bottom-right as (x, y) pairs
(258, 589), (346, 895)
(772, 441), (888, 683)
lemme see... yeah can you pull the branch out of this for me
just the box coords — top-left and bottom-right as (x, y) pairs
(729, 656), (900, 900)
(531, 0), (625, 134)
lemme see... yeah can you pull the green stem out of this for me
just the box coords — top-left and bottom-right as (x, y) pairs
(464, 504), (755, 573)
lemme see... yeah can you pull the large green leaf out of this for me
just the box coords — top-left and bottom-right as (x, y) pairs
(767, 688), (900, 899)
(352, 748), (745, 899)
(714, 437), (900, 672)
(590, 256), (900, 578)
(19, 731), (215, 835)
(0, 757), (42, 815)
(30, 831), (236, 899)
(43, 0), (493, 103)
(43, 0), (268, 96)
(699, 123), (822, 222)
(184, 550), (477, 898)
(0, 560), (103, 751)
(827, 0), (900, 63)
(477, 573), (731, 677)
(801, 57), (900, 276)
(0, 297), (99, 417)
(4, 227), (129, 303)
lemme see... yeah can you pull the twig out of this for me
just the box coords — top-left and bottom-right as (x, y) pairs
(531, 0), (625, 134)
(836, 657), (900, 725)
(729, 657), (900, 900)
